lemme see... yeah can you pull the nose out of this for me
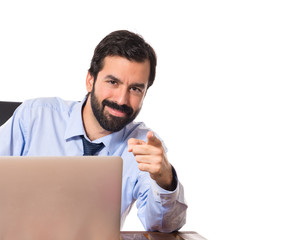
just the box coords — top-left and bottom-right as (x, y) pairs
(115, 87), (129, 106)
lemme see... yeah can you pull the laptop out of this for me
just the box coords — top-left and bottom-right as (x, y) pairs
(0, 156), (123, 240)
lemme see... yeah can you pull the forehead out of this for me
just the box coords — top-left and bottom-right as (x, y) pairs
(99, 56), (150, 84)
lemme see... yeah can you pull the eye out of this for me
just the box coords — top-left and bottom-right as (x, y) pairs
(107, 80), (118, 86)
(130, 86), (142, 93)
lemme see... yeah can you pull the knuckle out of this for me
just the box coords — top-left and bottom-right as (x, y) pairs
(156, 157), (163, 165)
(154, 165), (161, 174)
(156, 148), (163, 156)
(138, 163), (144, 171)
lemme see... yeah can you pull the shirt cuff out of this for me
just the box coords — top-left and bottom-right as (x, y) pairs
(150, 166), (180, 204)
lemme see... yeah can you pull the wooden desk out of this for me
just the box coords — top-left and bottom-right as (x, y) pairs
(120, 231), (207, 240)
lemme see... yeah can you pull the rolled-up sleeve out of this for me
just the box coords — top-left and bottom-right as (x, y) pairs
(134, 170), (188, 232)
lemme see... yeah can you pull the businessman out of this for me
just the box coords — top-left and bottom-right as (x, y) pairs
(0, 30), (187, 232)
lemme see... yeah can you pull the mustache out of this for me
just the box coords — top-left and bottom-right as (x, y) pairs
(102, 100), (133, 116)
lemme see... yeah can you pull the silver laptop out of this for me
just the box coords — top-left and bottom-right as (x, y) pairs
(0, 156), (122, 240)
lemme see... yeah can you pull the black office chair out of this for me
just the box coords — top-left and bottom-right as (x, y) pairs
(0, 101), (22, 126)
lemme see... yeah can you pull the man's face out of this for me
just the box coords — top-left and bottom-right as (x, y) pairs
(86, 56), (150, 132)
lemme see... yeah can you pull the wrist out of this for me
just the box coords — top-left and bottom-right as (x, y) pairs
(155, 165), (177, 191)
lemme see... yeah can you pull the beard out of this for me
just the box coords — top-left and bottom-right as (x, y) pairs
(90, 88), (140, 132)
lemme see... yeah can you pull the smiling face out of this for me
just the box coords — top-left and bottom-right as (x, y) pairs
(86, 56), (150, 133)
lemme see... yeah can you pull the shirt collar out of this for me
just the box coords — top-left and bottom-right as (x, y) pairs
(64, 97), (127, 155)
(96, 128), (126, 155)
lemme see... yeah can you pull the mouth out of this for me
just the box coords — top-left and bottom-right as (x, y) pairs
(102, 100), (133, 118)
(105, 106), (127, 118)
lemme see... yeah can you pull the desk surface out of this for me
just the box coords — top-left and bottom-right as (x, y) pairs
(120, 231), (207, 240)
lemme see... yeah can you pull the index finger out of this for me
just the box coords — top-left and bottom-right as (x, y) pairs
(146, 131), (161, 147)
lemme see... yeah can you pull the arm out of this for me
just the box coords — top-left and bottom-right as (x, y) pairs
(128, 132), (188, 232)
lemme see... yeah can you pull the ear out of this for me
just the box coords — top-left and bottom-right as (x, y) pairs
(86, 72), (94, 92)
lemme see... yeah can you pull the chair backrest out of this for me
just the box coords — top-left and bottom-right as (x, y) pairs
(0, 101), (22, 126)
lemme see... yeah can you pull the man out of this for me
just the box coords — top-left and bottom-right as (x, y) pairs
(0, 30), (187, 232)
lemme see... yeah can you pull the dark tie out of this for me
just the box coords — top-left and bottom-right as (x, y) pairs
(81, 136), (104, 156)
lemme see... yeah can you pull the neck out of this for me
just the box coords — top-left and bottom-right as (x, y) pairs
(82, 96), (111, 141)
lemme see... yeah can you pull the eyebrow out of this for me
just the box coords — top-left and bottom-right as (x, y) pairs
(105, 75), (146, 90)
(105, 74), (121, 83)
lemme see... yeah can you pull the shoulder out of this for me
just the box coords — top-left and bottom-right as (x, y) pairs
(13, 97), (80, 124)
(19, 97), (78, 114)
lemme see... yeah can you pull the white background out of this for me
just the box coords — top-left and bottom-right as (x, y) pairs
(0, 1), (290, 239)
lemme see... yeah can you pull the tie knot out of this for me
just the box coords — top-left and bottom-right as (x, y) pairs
(81, 136), (104, 156)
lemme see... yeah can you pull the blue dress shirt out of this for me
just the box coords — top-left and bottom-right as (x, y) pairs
(0, 97), (187, 232)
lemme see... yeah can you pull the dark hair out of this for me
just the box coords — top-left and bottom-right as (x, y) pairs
(88, 30), (157, 88)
